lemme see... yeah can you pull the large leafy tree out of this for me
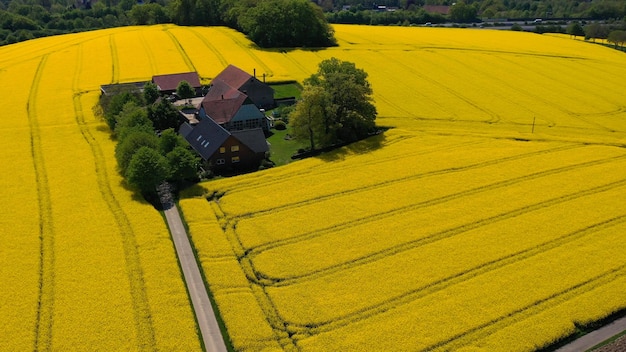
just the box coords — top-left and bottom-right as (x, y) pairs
(125, 147), (170, 195)
(289, 86), (336, 150)
(147, 98), (181, 131)
(238, 0), (335, 48)
(166, 146), (199, 183)
(290, 58), (377, 149)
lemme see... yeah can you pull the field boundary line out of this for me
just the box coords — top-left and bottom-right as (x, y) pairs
(29, 54), (55, 352)
(72, 44), (156, 350)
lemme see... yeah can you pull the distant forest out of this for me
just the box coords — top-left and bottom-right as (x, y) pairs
(1, 0), (625, 46)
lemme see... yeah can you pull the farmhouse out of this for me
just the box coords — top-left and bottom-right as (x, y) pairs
(180, 117), (268, 171)
(211, 64), (275, 109)
(152, 72), (202, 97)
(198, 79), (270, 132)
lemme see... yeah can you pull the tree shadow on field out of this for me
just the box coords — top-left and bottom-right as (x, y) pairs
(314, 128), (390, 163)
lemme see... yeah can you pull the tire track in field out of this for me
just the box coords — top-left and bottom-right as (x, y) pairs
(235, 144), (581, 218)
(163, 28), (196, 72)
(493, 55), (614, 132)
(109, 34), (120, 83)
(352, 49), (453, 121)
(72, 45), (156, 350)
(216, 208), (298, 350)
(285, 213), (626, 336)
(377, 50), (501, 124)
(212, 134), (471, 197)
(139, 31), (157, 77)
(216, 133), (431, 195)
(243, 155), (626, 285)
(29, 55), (55, 352)
(215, 27), (273, 77)
(281, 51), (312, 77)
(186, 28), (228, 70)
(427, 262), (626, 351)
(431, 51), (552, 126)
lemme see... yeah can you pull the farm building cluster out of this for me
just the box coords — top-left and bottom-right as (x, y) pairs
(103, 65), (276, 172)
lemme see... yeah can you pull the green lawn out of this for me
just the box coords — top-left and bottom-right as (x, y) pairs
(266, 127), (307, 167)
(269, 81), (302, 99)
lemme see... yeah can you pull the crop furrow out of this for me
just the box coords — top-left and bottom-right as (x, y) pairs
(163, 28), (196, 72)
(377, 50), (501, 123)
(187, 28), (228, 70)
(244, 153), (626, 270)
(286, 214), (626, 335)
(109, 34), (120, 83)
(72, 45), (156, 350)
(281, 51), (312, 77)
(492, 55), (615, 132)
(218, 217), (296, 349)
(237, 144), (580, 218)
(139, 31), (157, 76)
(426, 264), (626, 351)
(29, 55), (55, 352)
(215, 27), (273, 77)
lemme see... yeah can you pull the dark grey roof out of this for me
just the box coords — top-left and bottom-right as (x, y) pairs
(231, 128), (269, 154)
(179, 122), (194, 138)
(181, 118), (230, 160)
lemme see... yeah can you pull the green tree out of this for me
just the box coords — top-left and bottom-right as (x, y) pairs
(159, 128), (187, 154)
(584, 23), (609, 42)
(290, 58), (376, 149)
(304, 57), (377, 144)
(147, 98), (181, 131)
(113, 101), (153, 139)
(566, 22), (585, 38)
(238, 0), (335, 48)
(176, 80), (195, 99)
(125, 146), (170, 195)
(166, 146), (199, 183)
(607, 30), (626, 49)
(143, 81), (159, 105)
(449, 1), (477, 23)
(115, 131), (159, 174)
(289, 85), (336, 150)
(101, 90), (143, 130)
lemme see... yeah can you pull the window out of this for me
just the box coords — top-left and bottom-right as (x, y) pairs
(219, 147), (225, 154)
(231, 145), (239, 152)
(231, 156), (240, 163)
(216, 159), (225, 165)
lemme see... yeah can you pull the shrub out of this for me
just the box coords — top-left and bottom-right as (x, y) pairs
(274, 120), (287, 130)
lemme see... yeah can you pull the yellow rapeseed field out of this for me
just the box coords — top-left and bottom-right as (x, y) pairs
(2, 23), (626, 351)
(179, 24), (626, 351)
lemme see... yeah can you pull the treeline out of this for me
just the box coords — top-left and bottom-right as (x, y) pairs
(0, 0), (334, 47)
(322, 0), (625, 21)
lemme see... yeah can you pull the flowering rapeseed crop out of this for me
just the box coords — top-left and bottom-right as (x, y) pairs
(3, 23), (626, 351)
(178, 25), (626, 351)
(0, 28), (200, 350)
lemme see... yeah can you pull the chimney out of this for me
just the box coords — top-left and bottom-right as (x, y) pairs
(253, 68), (256, 78)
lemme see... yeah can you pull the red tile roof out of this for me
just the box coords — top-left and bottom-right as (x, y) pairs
(152, 72), (201, 92)
(212, 65), (253, 90)
(200, 86), (248, 124)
